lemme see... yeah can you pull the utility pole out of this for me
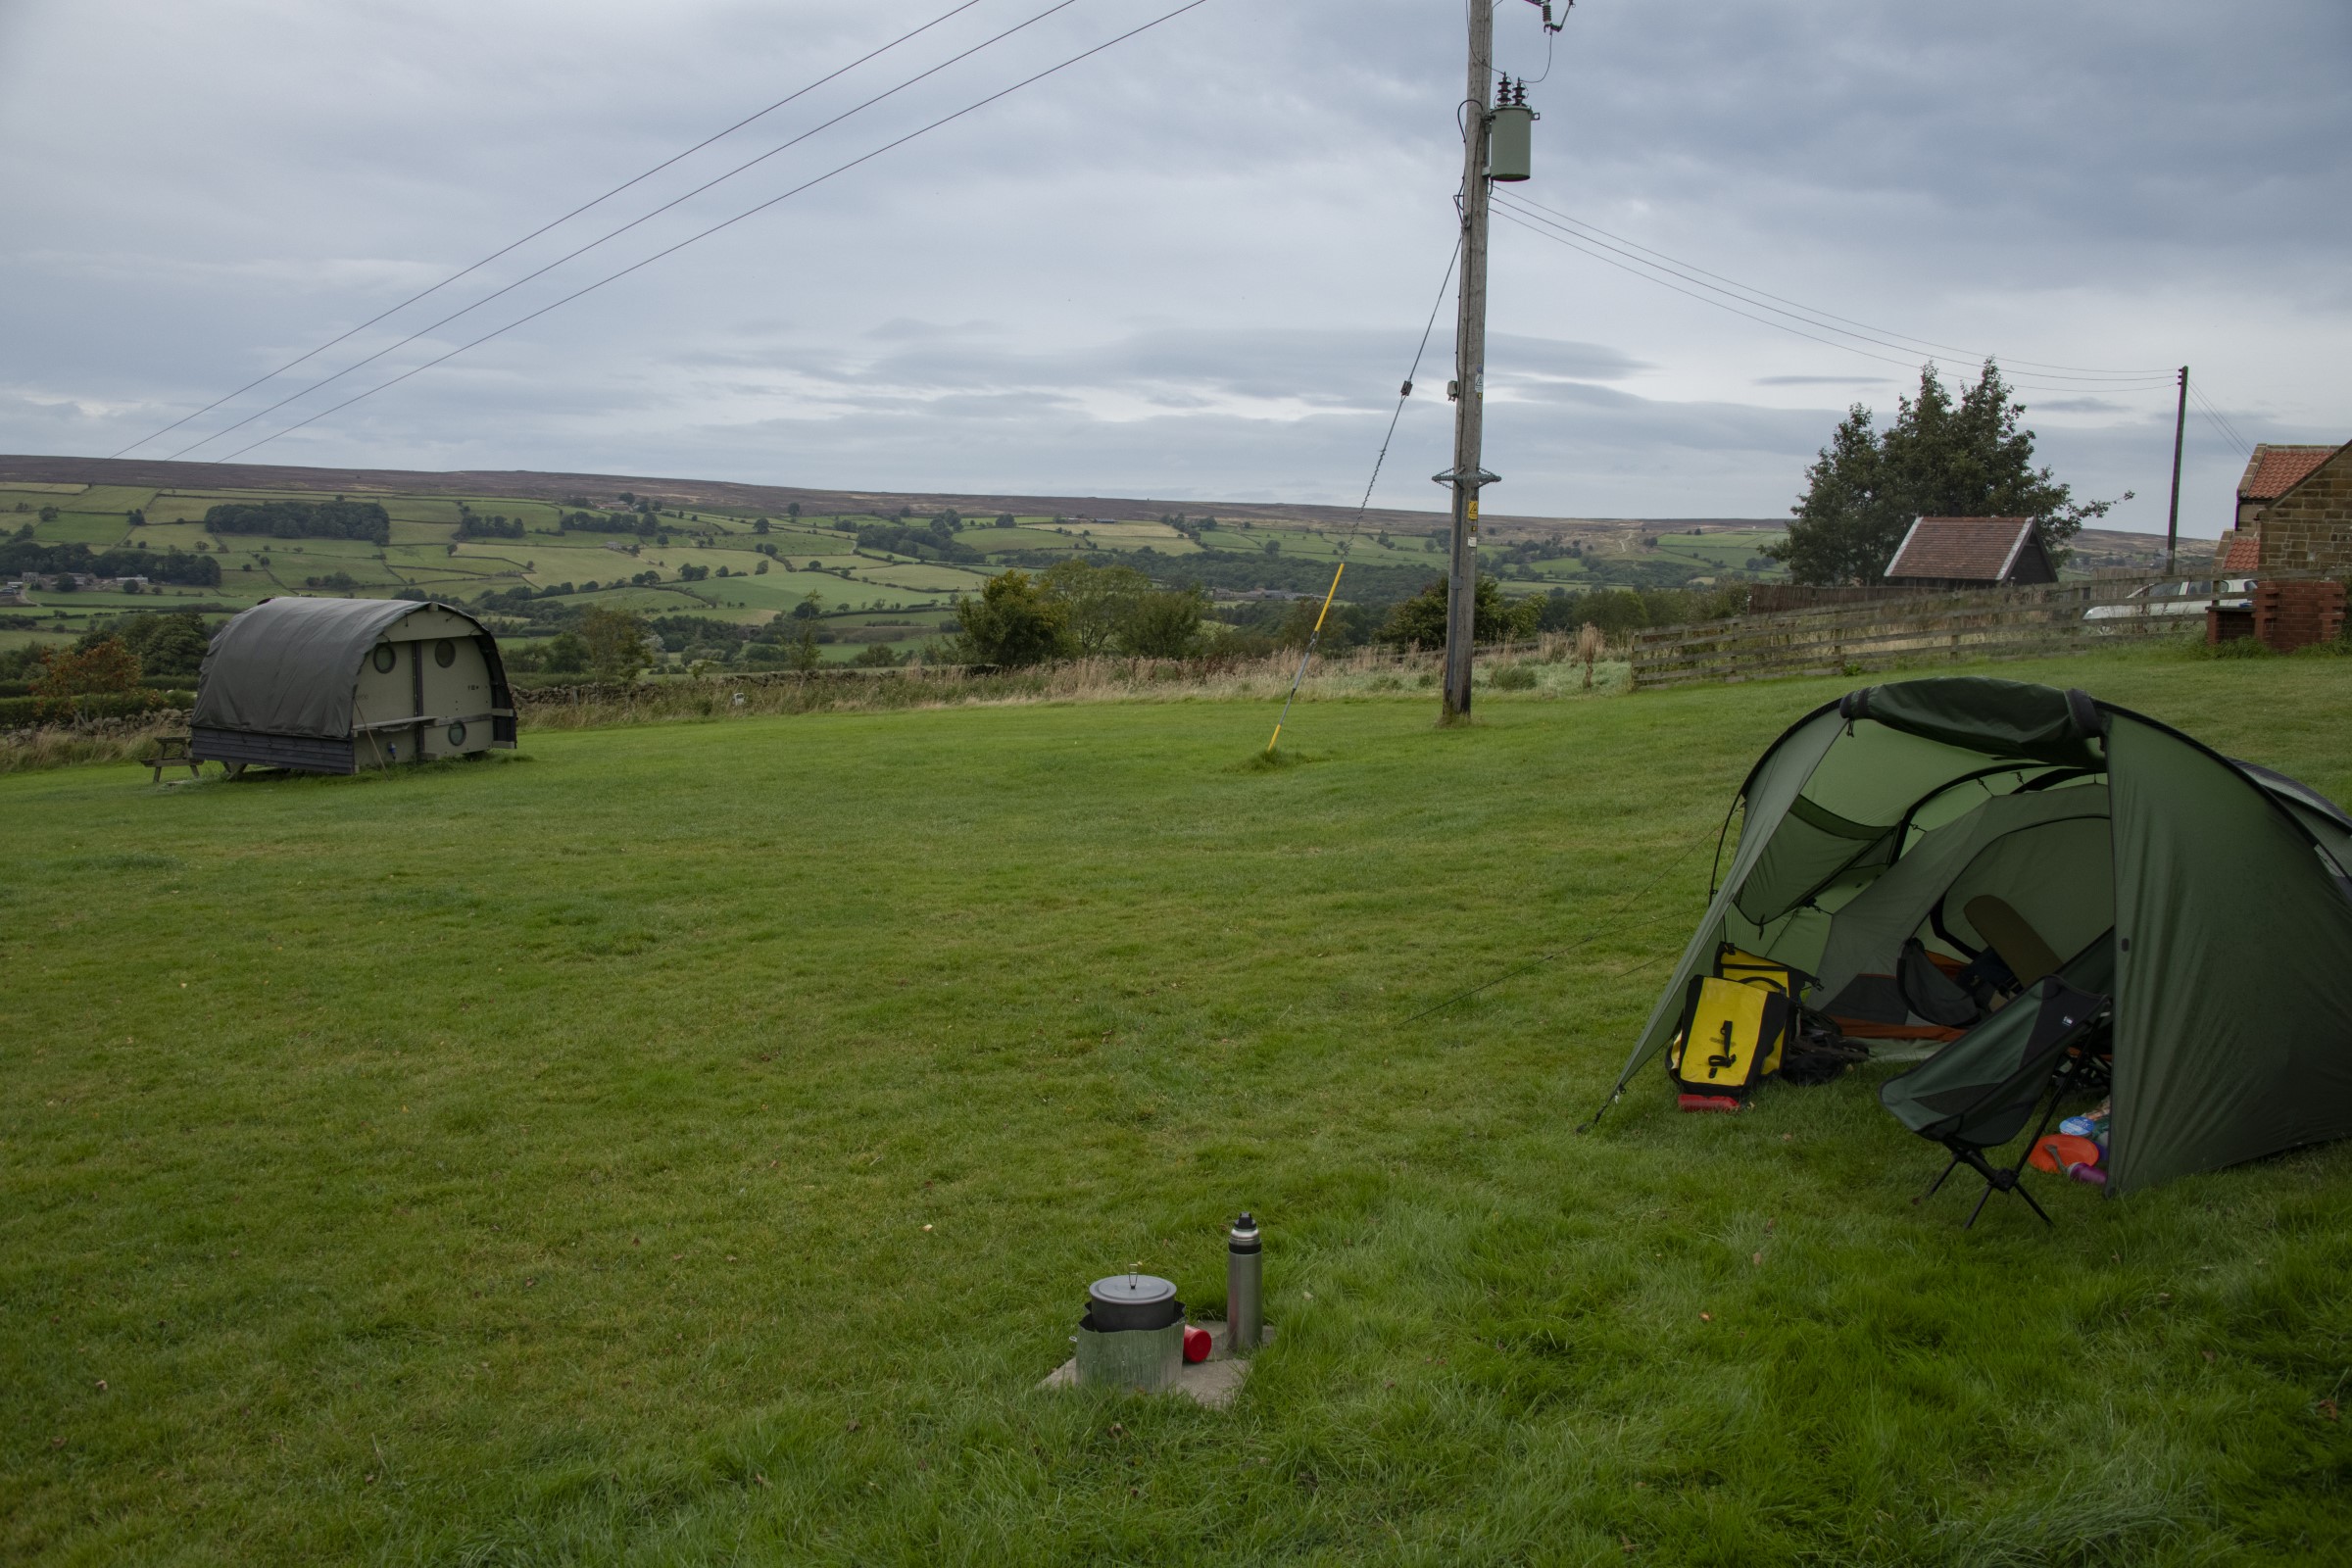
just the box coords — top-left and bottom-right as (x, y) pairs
(2165, 365), (2188, 577)
(1439, 2), (1496, 721)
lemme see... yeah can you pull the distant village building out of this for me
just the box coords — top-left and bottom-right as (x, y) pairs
(1881, 516), (2056, 590)
(2213, 438), (2351, 574)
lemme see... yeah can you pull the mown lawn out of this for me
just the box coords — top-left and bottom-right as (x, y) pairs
(4, 649), (2351, 1565)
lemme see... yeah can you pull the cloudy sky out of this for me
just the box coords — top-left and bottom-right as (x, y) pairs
(3, 0), (2346, 533)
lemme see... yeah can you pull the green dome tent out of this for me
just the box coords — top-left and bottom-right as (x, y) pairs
(1603, 677), (2352, 1194)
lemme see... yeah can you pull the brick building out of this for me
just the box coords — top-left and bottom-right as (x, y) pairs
(2212, 439), (2350, 573)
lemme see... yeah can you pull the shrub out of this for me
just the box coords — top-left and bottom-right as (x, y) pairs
(1488, 662), (1539, 690)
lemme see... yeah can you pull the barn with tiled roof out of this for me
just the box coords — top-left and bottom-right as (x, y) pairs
(1881, 516), (2056, 589)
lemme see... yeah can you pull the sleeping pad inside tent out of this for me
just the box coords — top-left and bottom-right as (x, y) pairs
(1605, 676), (2352, 1194)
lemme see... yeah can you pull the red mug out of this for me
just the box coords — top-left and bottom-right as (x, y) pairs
(1183, 1325), (1212, 1364)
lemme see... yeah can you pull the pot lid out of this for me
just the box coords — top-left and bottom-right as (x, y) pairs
(1090, 1274), (1177, 1308)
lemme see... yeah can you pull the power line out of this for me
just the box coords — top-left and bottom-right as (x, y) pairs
(112, 0), (985, 460)
(213, 0), (1214, 461)
(1493, 198), (2180, 396)
(174, 0), (1094, 460)
(1497, 191), (2174, 382)
(2188, 381), (2253, 457)
(1494, 203), (2179, 398)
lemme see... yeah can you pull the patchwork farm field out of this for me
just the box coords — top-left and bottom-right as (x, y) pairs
(6, 649), (2352, 1564)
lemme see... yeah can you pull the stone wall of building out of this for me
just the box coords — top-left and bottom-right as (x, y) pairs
(2258, 445), (2352, 572)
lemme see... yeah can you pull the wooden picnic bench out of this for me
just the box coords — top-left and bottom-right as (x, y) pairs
(142, 735), (205, 784)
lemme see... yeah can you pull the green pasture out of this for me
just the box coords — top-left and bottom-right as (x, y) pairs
(28, 512), (133, 547)
(1646, 531), (1788, 580)
(122, 523), (214, 553)
(5, 647), (2352, 1563)
(970, 526), (1088, 555)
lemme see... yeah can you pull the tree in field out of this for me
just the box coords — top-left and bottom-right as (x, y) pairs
(1038, 558), (1149, 655)
(1769, 361), (2125, 586)
(1378, 575), (1539, 649)
(787, 625), (821, 672)
(31, 636), (146, 721)
(786, 502), (802, 519)
(1116, 587), (1211, 659)
(754, 516), (770, 534)
(539, 634), (587, 674)
(955, 569), (1070, 667)
(91, 611), (209, 676)
(579, 607), (650, 683)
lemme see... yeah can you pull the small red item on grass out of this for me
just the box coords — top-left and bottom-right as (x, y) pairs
(1183, 1325), (1211, 1364)
(1678, 1094), (1743, 1113)
(2029, 1133), (2099, 1175)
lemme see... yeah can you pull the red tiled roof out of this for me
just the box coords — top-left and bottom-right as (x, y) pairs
(2217, 530), (2261, 572)
(1884, 516), (2039, 582)
(2237, 444), (2336, 503)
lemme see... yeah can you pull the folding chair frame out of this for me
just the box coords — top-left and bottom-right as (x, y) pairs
(1913, 1063), (2075, 1229)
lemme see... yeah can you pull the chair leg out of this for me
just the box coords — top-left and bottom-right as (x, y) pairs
(1916, 1152), (1962, 1205)
(1963, 1179), (1996, 1229)
(2013, 1182), (2055, 1227)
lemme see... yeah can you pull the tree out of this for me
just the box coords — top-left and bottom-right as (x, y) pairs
(1038, 558), (1149, 655)
(1116, 587), (1210, 658)
(31, 636), (146, 721)
(786, 502), (802, 519)
(851, 642), (902, 667)
(955, 569), (1070, 667)
(787, 625), (821, 672)
(1769, 361), (2125, 585)
(1379, 575), (1538, 649)
(93, 611), (209, 675)
(1277, 596), (1370, 651)
(754, 516), (770, 534)
(579, 607), (650, 683)
(790, 591), (824, 621)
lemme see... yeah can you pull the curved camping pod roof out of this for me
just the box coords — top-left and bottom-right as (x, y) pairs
(1606, 676), (2352, 1195)
(194, 596), (509, 741)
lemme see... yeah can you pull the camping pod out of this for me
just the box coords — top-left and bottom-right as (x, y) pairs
(192, 596), (516, 774)
(1605, 677), (2352, 1194)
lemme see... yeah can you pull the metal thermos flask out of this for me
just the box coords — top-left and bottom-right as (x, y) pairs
(1227, 1212), (1261, 1351)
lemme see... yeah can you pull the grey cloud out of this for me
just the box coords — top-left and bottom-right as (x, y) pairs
(0, 0), (2343, 531)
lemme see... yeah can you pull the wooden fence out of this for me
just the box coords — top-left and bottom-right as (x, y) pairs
(1629, 574), (2308, 690)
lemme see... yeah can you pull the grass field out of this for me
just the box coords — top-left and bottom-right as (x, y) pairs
(6, 650), (2351, 1564)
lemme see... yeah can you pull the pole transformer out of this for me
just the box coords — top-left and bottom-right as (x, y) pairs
(1440, 2), (1496, 721)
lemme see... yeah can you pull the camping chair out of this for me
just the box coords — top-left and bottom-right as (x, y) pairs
(1878, 977), (2109, 1228)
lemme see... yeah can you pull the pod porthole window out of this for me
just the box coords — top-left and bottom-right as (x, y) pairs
(434, 638), (457, 668)
(446, 720), (468, 747)
(371, 643), (397, 674)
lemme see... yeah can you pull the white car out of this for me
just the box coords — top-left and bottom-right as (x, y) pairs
(2083, 578), (2254, 621)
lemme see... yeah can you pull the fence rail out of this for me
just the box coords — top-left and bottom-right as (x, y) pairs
(1630, 573), (2322, 690)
